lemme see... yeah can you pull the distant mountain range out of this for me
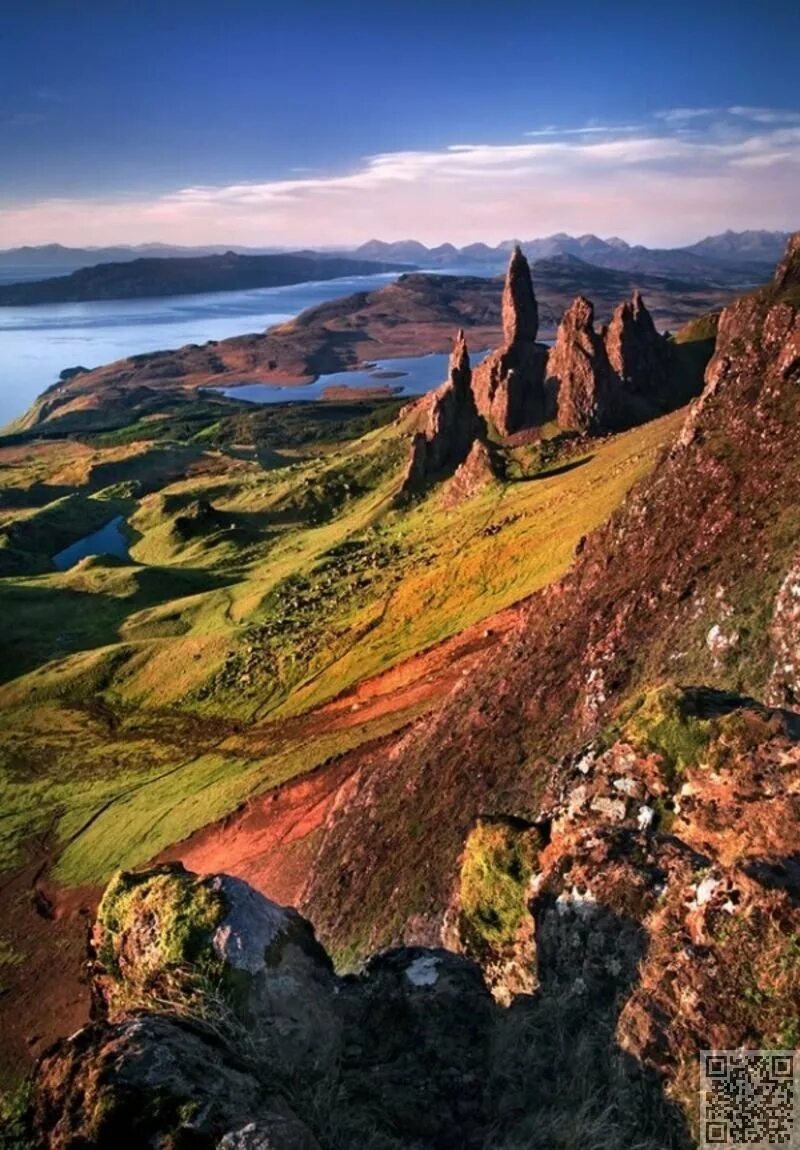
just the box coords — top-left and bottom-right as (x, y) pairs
(349, 230), (793, 285)
(0, 252), (406, 307)
(0, 241), (290, 270)
(0, 230), (792, 301)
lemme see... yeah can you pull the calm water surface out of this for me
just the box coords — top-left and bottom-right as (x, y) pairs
(52, 516), (130, 570)
(216, 351), (469, 404)
(0, 271), (414, 427)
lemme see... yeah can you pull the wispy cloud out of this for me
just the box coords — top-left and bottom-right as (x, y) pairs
(1, 110), (47, 129)
(1, 107), (797, 247)
(524, 124), (643, 137)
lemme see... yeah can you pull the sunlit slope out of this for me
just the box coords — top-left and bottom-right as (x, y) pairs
(0, 405), (681, 887)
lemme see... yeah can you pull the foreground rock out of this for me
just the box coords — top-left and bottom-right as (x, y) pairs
(29, 680), (800, 1150)
(32, 1014), (321, 1150)
(92, 866), (339, 1072)
(31, 865), (496, 1149)
(470, 246), (548, 435)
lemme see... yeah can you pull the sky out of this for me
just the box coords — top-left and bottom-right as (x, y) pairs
(0, 0), (798, 249)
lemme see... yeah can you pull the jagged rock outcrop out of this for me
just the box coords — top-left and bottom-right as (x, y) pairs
(401, 329), (485, 492)
(441, 438), (498, 507)
(550, 295), (616, 433)
(471, 246), (547, 435)
(551, 289), (674, 433)
(605, 290), (671, 401)
(31, 865), (496, 1150)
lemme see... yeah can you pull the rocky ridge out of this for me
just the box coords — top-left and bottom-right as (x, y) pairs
(290, 233), (800, 1041)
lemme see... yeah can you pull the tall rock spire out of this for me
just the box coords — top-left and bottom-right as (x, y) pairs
(470, 247), (546, 436)
(550, 296), (616, 434)
(401, 329), (486, 493)
(502, 245), (539, 345)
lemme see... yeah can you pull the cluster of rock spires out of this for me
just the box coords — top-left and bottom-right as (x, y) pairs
(401, 245), (674, 492)
(551, 288), (672, 433)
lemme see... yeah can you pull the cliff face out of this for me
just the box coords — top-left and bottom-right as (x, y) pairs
(401, 329), (486, 492)
(297, 234), (800, 989)
(471, 246), (547, 435)
(550, 295), (616, 433)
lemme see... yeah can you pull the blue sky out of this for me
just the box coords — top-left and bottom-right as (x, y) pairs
(1, 0), (798, 247)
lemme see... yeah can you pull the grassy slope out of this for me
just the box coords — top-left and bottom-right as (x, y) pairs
(0, 381), (683, 889)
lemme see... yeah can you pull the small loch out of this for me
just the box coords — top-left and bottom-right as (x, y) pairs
(213, 351), (458, 405)
(53, 516), (130, 571)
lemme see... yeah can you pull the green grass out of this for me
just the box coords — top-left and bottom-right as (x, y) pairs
(458, 818), (539, 950)
(0, 392), (681, 888)
(613, 685), (714, 779)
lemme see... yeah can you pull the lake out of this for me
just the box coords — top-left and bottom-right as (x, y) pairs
(0, 266), (495, 428)
(214, 350), (472, 405)
(52, 516), (130, 570)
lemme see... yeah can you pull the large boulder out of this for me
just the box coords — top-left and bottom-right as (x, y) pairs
(31, 1014), (320, 1150)
(92, 864), (339, 1070)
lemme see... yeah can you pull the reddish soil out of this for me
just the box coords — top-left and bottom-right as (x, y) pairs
(163, 609), (517, 898)
(0, 860), (96, 1087)
(0, 605), (515, 1083)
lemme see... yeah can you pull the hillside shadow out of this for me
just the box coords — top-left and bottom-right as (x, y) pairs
(0, 564), (231, 683)
(510, 454), (594, 484)
(489, 896), (693, 1149)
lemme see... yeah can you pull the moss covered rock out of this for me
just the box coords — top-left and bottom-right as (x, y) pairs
(444, 816), (541, 1003)
(93, 864), (338, 1070)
